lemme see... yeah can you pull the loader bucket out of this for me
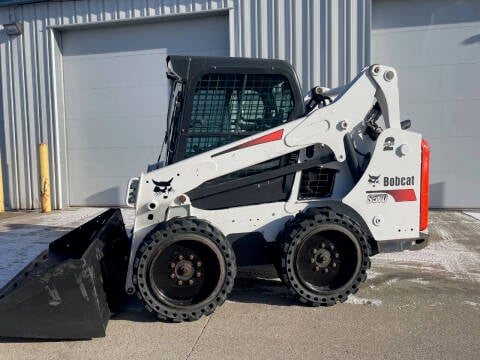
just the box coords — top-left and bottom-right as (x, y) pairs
(0, 208), (129, 340)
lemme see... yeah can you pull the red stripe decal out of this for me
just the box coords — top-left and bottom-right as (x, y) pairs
(236, 129), (284, 149)
(367, 189), (417, 202)
(384, 189), (417, 202)
(212, 129), (284, 157)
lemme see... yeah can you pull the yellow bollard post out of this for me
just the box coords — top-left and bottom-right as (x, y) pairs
(39, 143), (51, 213)
(0, 150), (4, 212)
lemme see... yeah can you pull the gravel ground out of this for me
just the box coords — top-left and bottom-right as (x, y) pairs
(0, 209), (479, 359)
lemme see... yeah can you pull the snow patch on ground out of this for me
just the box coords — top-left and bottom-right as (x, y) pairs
(463, 212), (480, 221)
(37, 208), (104, 226)
(374, 231), (480, 283)
(0, 208), (122, 288)
(345, 295), (383, 306)
(463, 301), (480, 309)
(366, 270), (382, 280)
(408, 278), (430, 285)
(385, 278), (399, 286)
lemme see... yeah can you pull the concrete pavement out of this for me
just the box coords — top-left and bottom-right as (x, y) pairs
(0, 209), (479, 359)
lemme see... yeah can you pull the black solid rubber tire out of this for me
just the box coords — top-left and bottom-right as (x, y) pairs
(278, 208), (371, 306)
(133, 217), (236, 322)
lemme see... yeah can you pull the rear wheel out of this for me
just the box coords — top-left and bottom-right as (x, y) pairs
(133, 217), (236, 321)
(278, 209), (370, 306)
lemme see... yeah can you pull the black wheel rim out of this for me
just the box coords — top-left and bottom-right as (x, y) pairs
(294, 227), (361, 293)
(148, 237), (225, 308)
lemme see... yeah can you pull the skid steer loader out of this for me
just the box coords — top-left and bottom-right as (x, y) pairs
(0, 56), (430, 339)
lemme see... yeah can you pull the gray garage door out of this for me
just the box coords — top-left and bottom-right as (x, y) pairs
(62, 15), (229, 206)
(372, 0), (480, 208)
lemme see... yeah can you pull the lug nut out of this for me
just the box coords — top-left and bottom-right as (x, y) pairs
(178, 255), (184, 261)
(189, 280), (194, 285)
(189, 254), (194, 260)
(177, 280), (183, 286)
(170, 273), (176, 279)
(196, 261), (202, 267)
(196, 272), (202, 278)
(310, 258), (315, 264)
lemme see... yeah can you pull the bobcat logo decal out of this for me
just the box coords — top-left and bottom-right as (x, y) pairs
(152, 178), (173, 194)
(368, 174), (380, 187)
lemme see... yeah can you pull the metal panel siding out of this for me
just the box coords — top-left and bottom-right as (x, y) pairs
(372, 0), (480, 208)
(0, 0), (370, 209)
(232, 0), (370, 90)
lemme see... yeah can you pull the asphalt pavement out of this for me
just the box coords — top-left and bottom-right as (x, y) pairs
(0, 209), (479, 360)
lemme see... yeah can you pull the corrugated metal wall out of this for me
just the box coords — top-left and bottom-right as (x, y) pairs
(0, 0), (370, 210)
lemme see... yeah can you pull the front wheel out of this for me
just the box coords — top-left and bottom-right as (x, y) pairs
(133, 217), (236, 322)
(278, 209), (370, 306)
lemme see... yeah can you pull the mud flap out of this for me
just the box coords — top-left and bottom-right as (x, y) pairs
(0, 208), (130, 340)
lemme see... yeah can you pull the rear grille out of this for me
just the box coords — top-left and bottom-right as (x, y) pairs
(298, 168), (337, 200)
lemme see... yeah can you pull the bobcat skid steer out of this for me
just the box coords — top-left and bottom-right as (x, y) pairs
(0, 56), (430, 339)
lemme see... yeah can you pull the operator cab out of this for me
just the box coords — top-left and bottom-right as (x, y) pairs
(163, 55), (305, 164)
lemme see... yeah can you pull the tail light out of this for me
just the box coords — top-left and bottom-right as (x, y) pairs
(420, 139), (430, 231)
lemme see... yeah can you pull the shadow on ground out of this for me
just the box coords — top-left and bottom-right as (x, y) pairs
(113, 270), (295, 324)
(228, 270), (293, 306)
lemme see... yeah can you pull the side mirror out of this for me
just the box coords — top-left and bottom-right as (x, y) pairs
(401, 119), (411, 130)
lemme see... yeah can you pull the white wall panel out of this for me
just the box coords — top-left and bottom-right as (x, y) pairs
(372, 0), (480, 207)
(62, 16), (229, 206)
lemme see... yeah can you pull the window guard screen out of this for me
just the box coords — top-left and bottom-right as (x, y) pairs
(185, 73), (294, 158)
